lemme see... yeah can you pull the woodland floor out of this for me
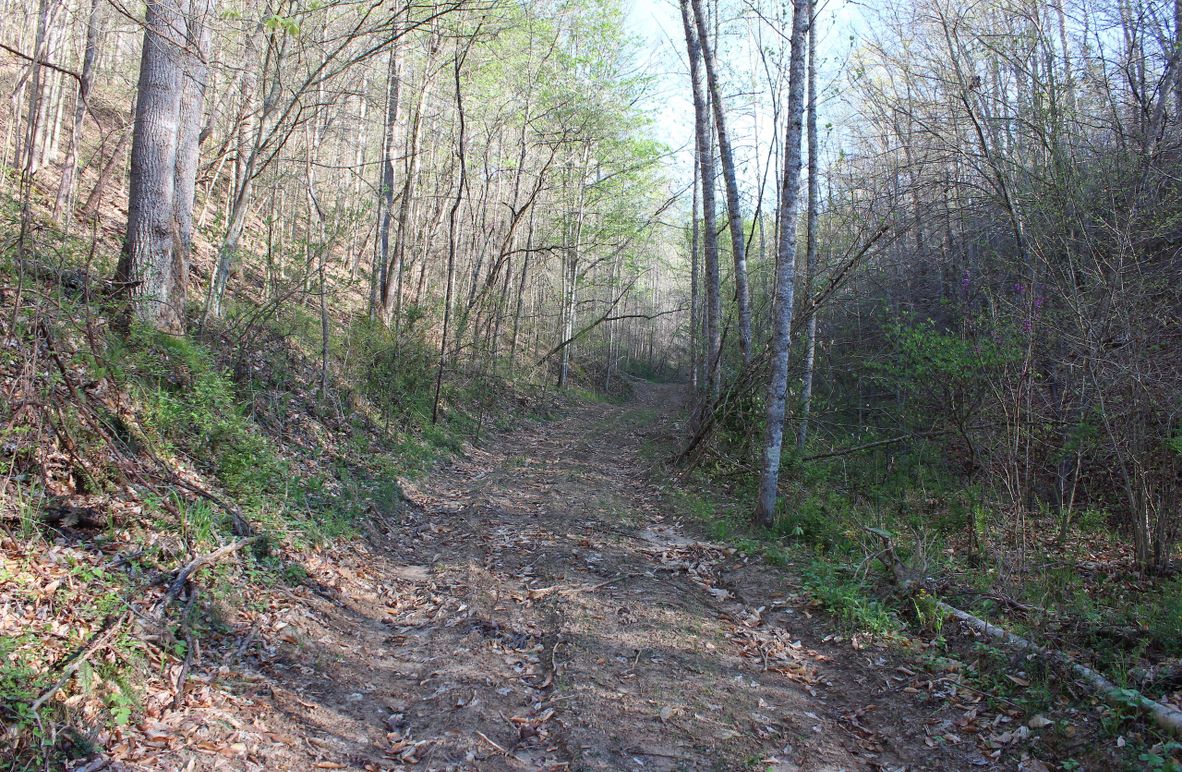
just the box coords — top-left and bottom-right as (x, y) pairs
(125, 382), (999, 771)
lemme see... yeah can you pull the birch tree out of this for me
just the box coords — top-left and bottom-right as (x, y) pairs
(690, 0), (753, 365)
(680, 0), (722, 399)
(796, 0), (819, 452)
(755, 0), (809, 525)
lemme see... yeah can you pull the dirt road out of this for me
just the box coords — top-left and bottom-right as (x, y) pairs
(154, 382), (982, 770)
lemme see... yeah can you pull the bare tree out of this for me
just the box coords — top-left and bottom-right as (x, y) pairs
(796, 0), (818, 452)
(755, 0), (809, 525)
(680, 0), (722, 398)
(690, 0), (753, 365)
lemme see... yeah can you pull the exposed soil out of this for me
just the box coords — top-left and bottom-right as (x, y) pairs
(111, 382), (993, 770)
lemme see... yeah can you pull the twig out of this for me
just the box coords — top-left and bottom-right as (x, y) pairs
(157, 536), (263, 612)
(0, 41), (82, 82)
(171, 584), (200, 711)
(30, 612), (130, 712)
(475, 730), (509, 755)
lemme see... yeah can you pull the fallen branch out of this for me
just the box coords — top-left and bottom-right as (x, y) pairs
(157, 536), (263, 611)
(171, 584), (200, 711)
(801, 426), (985, 461)
(475, 730), (509, 755)
(29, 612), (130, 712)
(934, 600), (1182, 736)
(866, 528), (1182, 737)
(28, 536), (262, 715)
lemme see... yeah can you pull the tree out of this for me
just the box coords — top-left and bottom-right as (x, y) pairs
(755, 0), (809, 525)
(796, 0), (819, 452)
(52, 0), (101, 230)
(690, 0), (753, 366)
(115, 0), (212, 333)
(680, 0), (722, 399)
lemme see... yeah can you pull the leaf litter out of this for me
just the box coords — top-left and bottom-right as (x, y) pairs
(10, 383), (1062, 769)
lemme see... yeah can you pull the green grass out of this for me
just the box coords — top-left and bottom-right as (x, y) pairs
(658, 466), (905, 640)
(0, 274), (488, 768)
(801, 558), (905, 637)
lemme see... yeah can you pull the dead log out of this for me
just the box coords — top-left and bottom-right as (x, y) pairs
(866, 527), (1182, 737)
(933, 600), (1182, 737)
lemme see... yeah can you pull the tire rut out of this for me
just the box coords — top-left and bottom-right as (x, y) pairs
(163, 382), (981, 770)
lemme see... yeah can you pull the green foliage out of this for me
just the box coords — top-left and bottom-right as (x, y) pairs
(882, 318), (1016, 384)
(776, 487), (854, 547)
(1131, 577), (1182, 659)
(1137, 742), (1182, 771)
(1167, 426), (1182, 457)
(263, 14), (300, 35)
(109, 327), (287, 506)
(344, 320), (439, 428)
(0, 632), (41, 708)
(801, 559), (903, 637)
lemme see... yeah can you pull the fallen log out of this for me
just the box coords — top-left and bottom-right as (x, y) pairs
(865, 527), (1182, 737)
(933, 599), (1182, 737)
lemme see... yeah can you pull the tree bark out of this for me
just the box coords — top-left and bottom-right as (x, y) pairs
(374, 41), (402, 322)
(52, 0), (101, 229)
(690, 0), (752, 366)
(755, 0), (809, 525)
(116, 0), (212, 334)
(689, 127), (701, 393)
(433, 40), (472, 424)
(796, 1), (818, 453)
(680, 0), (722, 399)
(203, 21), (263, 324)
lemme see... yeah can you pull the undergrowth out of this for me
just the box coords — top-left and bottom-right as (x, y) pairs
(656, 400), (1182, 770)
(0, 221), (542, 768)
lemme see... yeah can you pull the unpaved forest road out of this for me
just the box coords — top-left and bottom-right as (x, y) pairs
(172, 382), (983, 771)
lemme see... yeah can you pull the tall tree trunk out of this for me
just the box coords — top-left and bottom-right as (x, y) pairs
(680, 0), (722, 399)
(755, 0), (809, 526)
(52, 0), (101, 230)
(387, 34), (440, 328)
(373, 42), (402, 322)
(169, 0), (212, 327)
(689, 127), (701, 393)
(796, 1), (819, 453)
(508, 205), (536, 370)
(116, 0), (211, 333)
(16, 0), (58, 264)
(558, 144), (590, 388)
(433, 41), (471, 424)
(690, 0), (752, 366)
(305, 84), (329, 394)
(204, 22), (264, 323)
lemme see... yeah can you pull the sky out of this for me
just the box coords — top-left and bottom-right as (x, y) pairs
(620, 0), (866, 204)
(623, 0), (697, 170)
